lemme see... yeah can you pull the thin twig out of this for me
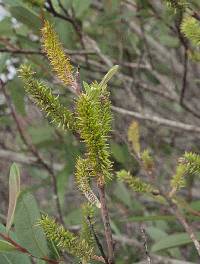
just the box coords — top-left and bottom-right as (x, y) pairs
(0, 232), (60, 264)
(175, 13), (200, 119)
(163, 194), (200, 257)
(180, 48), (188, 105)
(0, 149), (63, 171)
(87, 216), (108, 264)
(97, 182), (115, 264)
(140, 224), (151, 264)
(0, 47), (95, 55)
(112, 105), (200, 133)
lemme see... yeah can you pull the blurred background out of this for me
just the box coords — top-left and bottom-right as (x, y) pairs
(0, 0), (200, 263)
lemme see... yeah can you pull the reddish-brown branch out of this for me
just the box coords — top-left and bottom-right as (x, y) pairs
(87, 216), (108, 263)
(0, 232), (60, 264)
(0, 232), (106, 263)
(98, 182), (114, 264)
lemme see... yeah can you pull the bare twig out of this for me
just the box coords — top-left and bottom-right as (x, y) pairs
(97, 182), (115, 264)
(0, 149), (63, 171)
(140, 224), (151, 264)
(164, 194), (200, 257)
(112, 105), (200, 133)
(0, 47), (95, 55)
(180, 48), (188, 105)
(87, 216), (108, 264)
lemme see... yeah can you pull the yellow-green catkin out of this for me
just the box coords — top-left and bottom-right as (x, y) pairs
(38, 215), (94, 262)
(128, 120), (141, 155)
(41, 20), (75, 87)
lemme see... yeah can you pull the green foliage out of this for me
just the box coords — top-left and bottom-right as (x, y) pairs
(0, 224), (31, 264)
(0, 253), (31, 264)
(99, 65), (119, 88)
(23, 0), (44, 7)
(18, 64), (75, 130)
(38, 215), (94, 262)
(14, 192), (49, 257)
(151, 231), (200, 252)
(2, 1), (200, 262)
(181, 16), (200, 46)
(17, 20), (118, 262)
(117, 169), (153, 193)
(6, 163), (20, 232)
(0, 240), (16, 253)
(9, 5), (40, 33)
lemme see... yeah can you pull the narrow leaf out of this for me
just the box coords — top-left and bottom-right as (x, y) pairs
(99, 65), (119, 88)
(0, 240), (16, 253)
(151, 232), (200, 252)
(6, 163), (20, 232)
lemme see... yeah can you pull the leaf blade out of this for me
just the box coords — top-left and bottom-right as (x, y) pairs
(0, 240), (16, 253)
(6, 163), (21, 232)
(14, 192), (49, 257)
(151, 232), (200, 252)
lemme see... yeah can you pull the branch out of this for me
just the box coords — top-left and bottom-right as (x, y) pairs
(0, 48), (43, 55)
(0, 149), (63, 171)
(162, 193), (200, 257)
(180, 48), (188, 105)
(140, 224), (151, 264)
(0, 232), (60, 264)
(112, 105), (200, 133)
(45, 0), (81, 35)
(97, 182), (115, 264)
(87, 216), (108, 264)
(0, 47), (95, 55)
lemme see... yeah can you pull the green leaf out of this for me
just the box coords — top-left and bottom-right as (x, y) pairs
(57, 165), (70, 206)
(114, 182), (142, 211)
(146, 226), (167, 242)
(0, 224), (31, 264)
(128, 214), (200, 222)
(0, 253), (31, 264)
(111, 141), (137, 169)
(9, 6), (40, 33)
(0, 240), (16, 253)
(0, 17), (13, 36)
(7, 78), (26, 116)
(27, 125), (54, 145)
(99, 65), (119, 89)
(6, 163), (21, 232)
(72, 0), (91, 18)
(151, 232), (200, 252)
(0, 54), (10, 73)
(147, 226), (181, 258)
(128, 215), (176, 222)
(14, 192), (49, 257)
